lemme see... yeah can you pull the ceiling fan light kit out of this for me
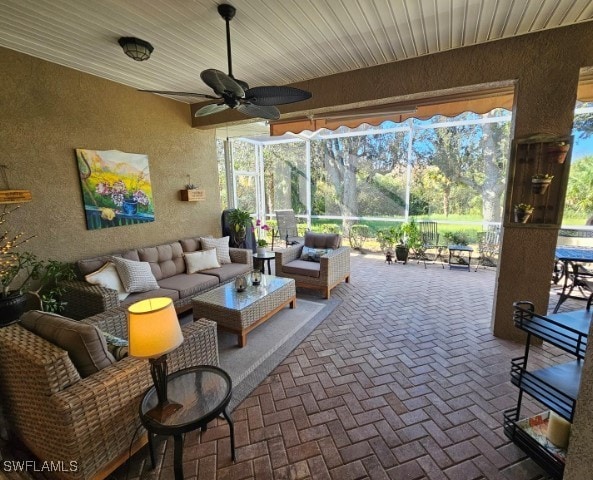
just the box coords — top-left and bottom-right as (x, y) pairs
(139, 4), (311, 120)
(118, 37), (154, 61)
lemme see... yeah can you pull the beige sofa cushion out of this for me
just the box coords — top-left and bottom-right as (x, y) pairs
(84, 261), (129, 301)
(157, 274), (219, 298)
(184, 249), (220, 273)
(200, 263), (253, 283)
(137, 242), (185, 280)
(120, 287), (180, 307)
(283, 260), (321, 278)
(20, 310), (115, 377)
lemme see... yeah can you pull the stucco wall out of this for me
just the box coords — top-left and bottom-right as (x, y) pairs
(0, 47), (221, 263)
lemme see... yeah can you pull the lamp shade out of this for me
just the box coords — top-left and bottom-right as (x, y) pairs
(128, 297), (183, 359)
(118, 37), (154, 61)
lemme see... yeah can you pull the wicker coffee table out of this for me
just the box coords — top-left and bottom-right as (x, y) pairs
(192, 275), (296, 347)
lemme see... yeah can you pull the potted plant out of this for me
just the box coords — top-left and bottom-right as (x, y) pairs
(544, 141), (570, 164)
(227, 208), (252, 248)
(254, 218), (270, 255)
(400, 219), (422, 261)
(531, 173), (553, 194)
(514, 203), (534, 223)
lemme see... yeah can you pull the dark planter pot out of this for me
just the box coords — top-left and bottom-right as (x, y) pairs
(231, 227), (247, 248)
(531, 179), (551, 195)
(395, 245), (409, 264)
(544, 143), (570, 164)
(0, 292), (27, 327)
(514, 209), (533, 224)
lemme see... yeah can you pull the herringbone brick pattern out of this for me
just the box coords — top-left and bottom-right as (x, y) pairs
(114, 252), (574, 480)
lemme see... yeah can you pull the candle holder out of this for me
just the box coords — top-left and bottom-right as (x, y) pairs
(252, 270), (262, 286)
(234, 275), (247, 292)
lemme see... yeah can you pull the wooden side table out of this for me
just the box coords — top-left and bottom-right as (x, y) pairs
(448, 245), (474, 271)
(139, 365), (235, 479)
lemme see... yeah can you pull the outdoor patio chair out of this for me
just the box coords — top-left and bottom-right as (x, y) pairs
(275, 232), (350, 299)
(273, 210), (305, 249)
(417, 221), (446, 268)
(475, 228), (501, 270)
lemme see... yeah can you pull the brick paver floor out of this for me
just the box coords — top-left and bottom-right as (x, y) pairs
(114, 252), (576, 479)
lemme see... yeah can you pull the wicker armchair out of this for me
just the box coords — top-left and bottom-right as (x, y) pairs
(0, 308), (218, 480)
(275, 232), (350, 299)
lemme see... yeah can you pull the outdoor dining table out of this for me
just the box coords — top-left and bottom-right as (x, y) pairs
(553, 245), (593, 313)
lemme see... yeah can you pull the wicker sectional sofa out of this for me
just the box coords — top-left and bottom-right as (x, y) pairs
(62, 237), (253, 320)
(0, 308), (219, 480)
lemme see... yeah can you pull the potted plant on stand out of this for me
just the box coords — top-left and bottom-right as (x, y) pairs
(514, 203), (534, 223)
(531, 174), (554, 194)
(227, 208), (252, 248)
(254, 218), (270, 255)
(544, 141), (570, 164)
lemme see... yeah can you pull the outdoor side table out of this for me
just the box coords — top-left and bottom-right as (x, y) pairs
(139, 365), (235, 480)
(253, 251), (275, 274)
(448, 245), (473, 271)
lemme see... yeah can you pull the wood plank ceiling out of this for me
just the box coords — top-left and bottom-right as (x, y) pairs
(1, 0), (593, 137)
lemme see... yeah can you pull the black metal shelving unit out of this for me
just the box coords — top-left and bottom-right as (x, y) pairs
(504, 301), (591, 479)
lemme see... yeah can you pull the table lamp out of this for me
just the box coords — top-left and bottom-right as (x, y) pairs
(128, 297), (184, 422)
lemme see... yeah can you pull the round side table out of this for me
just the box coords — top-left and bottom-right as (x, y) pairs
(253, 251), (275, 274)
(139, 365), (235, 480)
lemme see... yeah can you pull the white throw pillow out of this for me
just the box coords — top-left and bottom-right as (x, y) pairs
(85, 262), (130, 301)
(184, 249), (221, 273)
(200, 236), (232, 264)
(110, 257), (159, 293)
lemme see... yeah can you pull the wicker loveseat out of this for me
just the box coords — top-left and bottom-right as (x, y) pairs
(275, 232), (351, 299)
(62, 237), (253, 320)
(0, 308), (219, 480)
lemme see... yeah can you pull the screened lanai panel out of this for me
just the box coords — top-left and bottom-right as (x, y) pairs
(262, 142), (307, 216)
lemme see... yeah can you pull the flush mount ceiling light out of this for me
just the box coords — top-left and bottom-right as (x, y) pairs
(118, 37), (154, 61)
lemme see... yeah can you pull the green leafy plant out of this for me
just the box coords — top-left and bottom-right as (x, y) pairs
(443, 230), (470, 246)
(376, 225), (401, 252)
(348, 224), (372, 250)
(515, 203), (534, 212)
(400, 218), (422, 251)
(532, 173), (554, 180)
(227, 209), (252, 232)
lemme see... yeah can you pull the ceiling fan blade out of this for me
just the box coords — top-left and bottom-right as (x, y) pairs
(201, 69), (244, 97)
(195, 103), (229, 117)
(244, 86), (312, 106)
(236, 103), (280, 120)
(139, 90), (220, 100)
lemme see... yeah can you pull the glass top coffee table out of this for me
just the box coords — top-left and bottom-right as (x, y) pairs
(192, 275), (296, 347)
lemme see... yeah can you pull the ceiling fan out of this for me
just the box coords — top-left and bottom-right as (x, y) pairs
(140, 4), (312, 120)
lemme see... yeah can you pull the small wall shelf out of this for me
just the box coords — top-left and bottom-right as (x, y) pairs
(180, 189), (205, 202)
(506, 135), (573, 226)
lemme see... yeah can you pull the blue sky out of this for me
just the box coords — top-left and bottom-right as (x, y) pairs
(571, 132), (593, 162)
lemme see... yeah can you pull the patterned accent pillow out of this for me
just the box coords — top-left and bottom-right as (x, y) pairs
(200, 236), (232, 264)
(84, 261), (129, 301)
(300, 246), (331, 263)
(102, 331), (129, 361)
(184, 249), (221, 273)
(110, 256), (159, 293)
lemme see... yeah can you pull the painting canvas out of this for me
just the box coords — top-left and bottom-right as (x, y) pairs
(75, 149), (155, 230)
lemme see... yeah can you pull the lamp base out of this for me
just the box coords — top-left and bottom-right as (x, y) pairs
(145, 400), (183, 423)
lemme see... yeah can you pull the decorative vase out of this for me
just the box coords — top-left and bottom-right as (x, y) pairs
(531, 178), (552, 194)
(0, 292), (27, 327)
(514, 208), (533, 223)
(256, 246), (267, 256)
(122, 198), (138, 215)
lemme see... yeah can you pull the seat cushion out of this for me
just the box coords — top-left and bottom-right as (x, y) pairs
(300, 246), (331, 263)
(120, 287), (180, 306)
(283, 259), (321, 278)
(157, 274), (219, 298)
(200, 263), (253, 283)
(137, 242), (185, 280)
(304, 232), (341, 249)
(20, 310), (115, 378)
